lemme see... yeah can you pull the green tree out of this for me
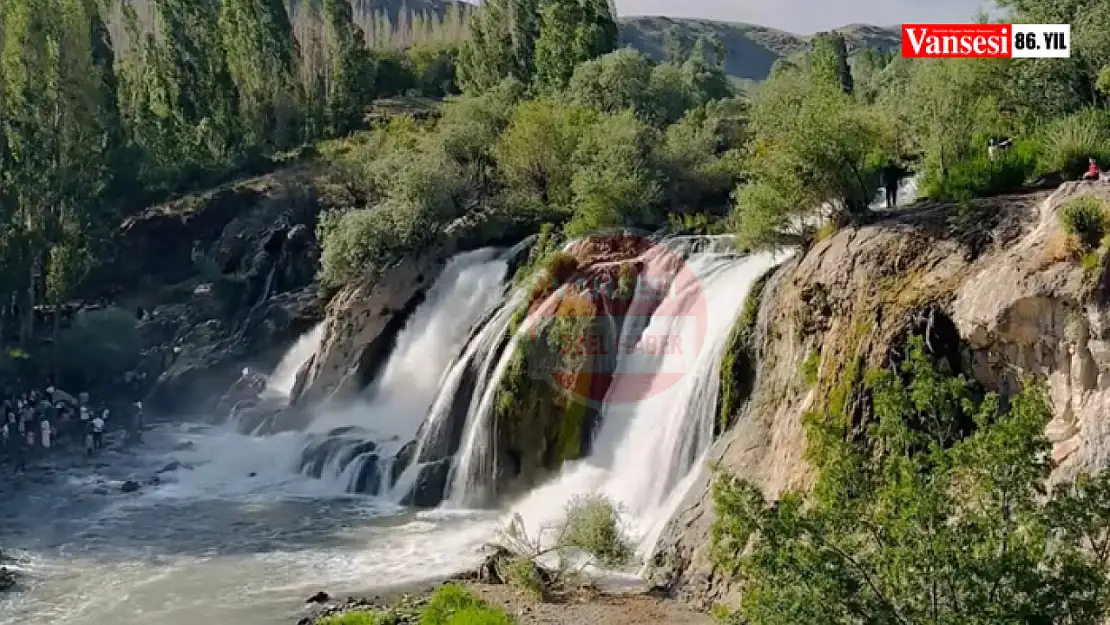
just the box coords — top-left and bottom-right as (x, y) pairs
(219, 0), (300, 149)
(155, 0), (241, 162)
(731, 66), (888, 250)
(496, 99), (594, 208)
(533, 0), (618, 93)
(565, 48), (654, 117)
(712, 337), (1110, 625)
(323, 0), (376, 135)
(456, 0), (541, 94)
(681, 35), (732, 105)
(810, 30), (853, 94)
(565, 109), (662, 237)
(1, 0), (118, 343)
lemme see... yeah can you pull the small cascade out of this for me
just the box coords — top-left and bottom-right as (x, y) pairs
(291, 247), (511, 494)
(241, 263), (279, 331)
(443, 286), (570, 507)
(265, 322), (325, 398)
(389, 288), (523, 503)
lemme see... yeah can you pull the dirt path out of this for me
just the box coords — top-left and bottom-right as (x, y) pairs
(466, 584), (714, 625)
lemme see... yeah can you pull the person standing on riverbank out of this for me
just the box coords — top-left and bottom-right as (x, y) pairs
(40, 415), (51, 449)
(91, 410), (105, 450)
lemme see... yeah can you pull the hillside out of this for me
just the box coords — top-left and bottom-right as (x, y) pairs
(619, 16), (902, 84)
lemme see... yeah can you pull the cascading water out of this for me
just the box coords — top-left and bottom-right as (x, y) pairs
(500, 245), (788, 559)
(388, 288), (524, 503)
(294, 248), (511, 493)
(265, 322), (325, 398)
(2, 234), (795, 625)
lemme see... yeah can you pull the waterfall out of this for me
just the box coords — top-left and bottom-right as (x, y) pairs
(270, 232), (788, 557)
(293, 247), (511, 493)
(266, 322), (325, 398)
(504, 248), (788, 559)
(388, 288), (523, 502)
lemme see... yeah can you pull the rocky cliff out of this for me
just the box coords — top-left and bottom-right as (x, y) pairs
(130, 165), (328, 415)
(650, 182), (1110, 609)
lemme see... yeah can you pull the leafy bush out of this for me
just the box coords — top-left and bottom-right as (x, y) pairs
(1098, 66), (1110, 97)
(1039, 108), (1110, 179)
(920, 141), (1037, 201)
(730, 66), (891, 250)
(491, 495), (633, 599)
(1059, 196), (1109, 250)
(555, 495), (634, 567)
(54, 306), (143, 391)
(566, 48), (655, 117)
(495, 100), (594, 209)
(564, 110), (663, 238)
(711, 336), (1110, 625)
(318, 199), (440, 289)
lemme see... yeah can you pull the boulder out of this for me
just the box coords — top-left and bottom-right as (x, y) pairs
(398, 458), (452, 508)
(306, 591), (330, 604)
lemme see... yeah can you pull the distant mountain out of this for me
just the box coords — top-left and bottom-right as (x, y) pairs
(619, 16), (903, 85)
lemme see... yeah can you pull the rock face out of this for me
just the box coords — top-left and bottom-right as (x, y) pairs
(651, 182), (1110, 609)
(133, 167), (328, 415)
(294, 250), (448, 407)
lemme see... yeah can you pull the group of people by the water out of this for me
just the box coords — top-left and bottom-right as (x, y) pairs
(0, 385), (143, 473)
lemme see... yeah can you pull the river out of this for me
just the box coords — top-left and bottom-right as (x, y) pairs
(0, 422), (499, 625)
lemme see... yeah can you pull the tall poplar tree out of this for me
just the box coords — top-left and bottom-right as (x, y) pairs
(323, 0), (375, 135)
(533, 0), (617, 93)
(156, 0), (241, 163)
(219, 0), (300, 149)
(457, 0), (540, 94)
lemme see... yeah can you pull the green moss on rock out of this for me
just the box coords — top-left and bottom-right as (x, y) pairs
(716, 266), (776, 434)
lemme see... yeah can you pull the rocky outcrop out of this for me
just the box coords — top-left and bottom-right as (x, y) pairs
(650, 182), (1110, 609)
(128, 166), (328, 415)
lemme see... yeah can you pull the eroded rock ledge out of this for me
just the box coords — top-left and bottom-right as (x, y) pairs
(651, 182), (1110, 609)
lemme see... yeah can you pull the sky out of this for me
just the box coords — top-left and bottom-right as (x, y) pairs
(613, 0), (1002, 34)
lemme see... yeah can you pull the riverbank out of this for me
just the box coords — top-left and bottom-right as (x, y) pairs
(296, 581), (713, 625)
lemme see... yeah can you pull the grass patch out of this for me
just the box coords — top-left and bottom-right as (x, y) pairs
(800, 350), (820, 386)
(318, 610), (400, 625)
(420, 585), (513, 625)
(1038, 108), (1110, 179)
